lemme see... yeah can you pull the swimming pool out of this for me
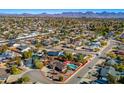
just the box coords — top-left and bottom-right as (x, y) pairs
(67, 64), (78, 70)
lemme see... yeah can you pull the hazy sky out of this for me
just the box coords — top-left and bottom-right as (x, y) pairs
(0, 9), (124, 14)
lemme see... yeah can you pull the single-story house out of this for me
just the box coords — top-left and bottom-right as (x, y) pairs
(89, 41), (101, 46)
(54, 61), (67, 72)
(119, 72), (124, 77)
(24, 58), (33, 67)
(120, 33), (124, 39)
(107, 31), (114, 37)
(89, 41), (101, 49)
(113, 50), (124, 55)
(0, 50), (16, 61)
(48, 29), (54, 33)
(33, 52), (44, 57)
(52, 37), (60, 43)
(100, 66), (119, 80)
(117, 45), (124, 50)
(30, 32), (39, 36)
(74, 41), (82, 46)
(16, 45), (31, 53)
(47, 51), (64, 57)
(8, 40), (16, 46)
(92, 79), (108, 84)
(31, 40), (38, 45)
(90, 45), (100, 50)
(107, 59), (119, 65)
(41, 40), (51, 46)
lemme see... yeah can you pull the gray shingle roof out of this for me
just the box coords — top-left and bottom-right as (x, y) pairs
(100, 66), (118, 77)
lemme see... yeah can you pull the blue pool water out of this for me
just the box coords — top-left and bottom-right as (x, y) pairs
(67, 64), (78, 70)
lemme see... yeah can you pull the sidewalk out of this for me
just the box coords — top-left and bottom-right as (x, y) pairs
(63, 41), (110, 83)
(63, 58), (92, 83)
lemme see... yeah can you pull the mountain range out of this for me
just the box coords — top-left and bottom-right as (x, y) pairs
(1, 12), (124, 18)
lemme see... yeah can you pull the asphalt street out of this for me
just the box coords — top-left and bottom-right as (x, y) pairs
(21, 40), (117, 84)
(22, 70), (55, 84)
(65, 40), (117, 84)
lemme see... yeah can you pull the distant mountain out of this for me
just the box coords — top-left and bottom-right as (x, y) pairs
(57, 12), (124, 18)
(1, 12), (124, 18)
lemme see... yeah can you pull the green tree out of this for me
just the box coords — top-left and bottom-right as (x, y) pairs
(107, 74), (117, 84)
(114, 64), (124, 72)
(82, 58), (88, 64)
(10, 66), (22, 75)
(15, 56), (21, 66)
(22, 50), (32, 59)
(59, 75), (64, 81)
(101, 41), (107, 46)
(118, 76), (124, 84)
(63, 52), (74, 61)
(17, 76), (30, 84)
(77, 54), (84, 62)
(0, 45), (8, 53)
(107, 52), (117, 59)
(35, 42), (41, 49)
(93, 48), (100, 52)
(34, 59), (44, 69)
(42, 49), (47, 55)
